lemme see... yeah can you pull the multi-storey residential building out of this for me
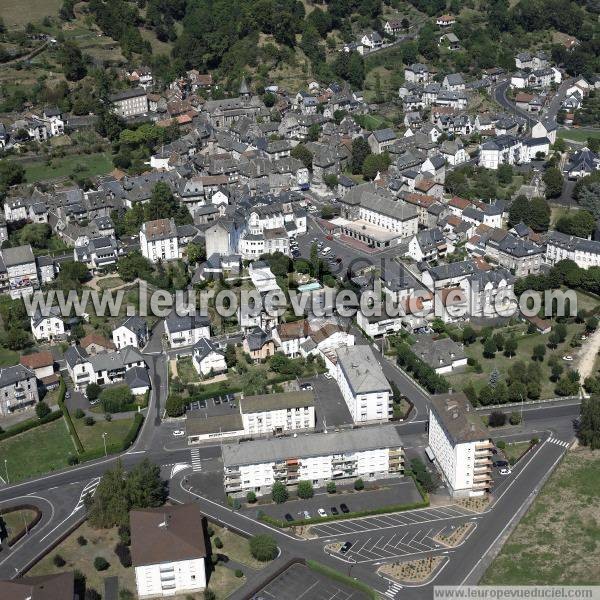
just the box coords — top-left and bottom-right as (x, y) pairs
(109, 88), (149, 117)
(73, 236), (121, 271)
(140, 218), (180, 263)
(131, 504), (207, 598)
(546, 231), (600, 269)
(239, 391), (315, 436)
(192, 337), (227, 376)
(164, 313), (211, 349)
(112, 316), (149, 349)
(0, 364), (39, 416)
(479, 135), (522, 169)
(0, 244), (39, 298)
(485, 232), (544, 276)
(30, 306), (66, 342)
(335, 345), (392, 423)
(222, 426), (404, 495)
(428, 393), (493, 497)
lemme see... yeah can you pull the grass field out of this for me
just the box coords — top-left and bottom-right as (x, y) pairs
(558, 128), (600, 143)
(2, 0), (62, 27)
(211, 523), (266, 570)
(0, 508), (38, 541)
(96, 277), (125, 290)
(502, 441), (532, 463)
(0, 346), (20, 367)
(73, 415), (137, 454)
(24, 152), (113, 183)
(0, 418), (75, 482)
(482, 449), (600, 584)
(445, 322), (584, 399)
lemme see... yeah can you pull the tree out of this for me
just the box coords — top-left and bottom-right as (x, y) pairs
(307, 123), (321, 142)
(551, 362), (564, 382)
(126, 459), (167, 509)
(326, 481), (336, 494)
(504, 336), (517, 358)
(586, 316), (599, 331)
(271, 481), (288, 504)
(56, 41), (87, 81)
(117, 252), (154, 282)
(529, 197), (551, 232)
(462, 326), (477, 345)
(350, 137), (371, 174)
(290, 144), (313, 171)
(246, 491), (257, 503)
(556, 210), (596, 238)
(249, 534), (278, 561)
(483, 337), (497, 358)
(497, 163), (513, 185)
(577, 182), (600, 219)
(508, 194), (530, 226)
(362, 153), (391, 180)
(297, 480), (314, 499)
(86, 383), (101, 402)
(578, 396), (600, 449)
(509, 411), (522, 425)
(0, 160), (25, 196)
(354, 477), (364, 490)
(94, 557), (110, 571)
(187, 242), (206, 265)
(53, 554), (66, 567)
(35, 401), (51, 419)
(532, 344), (546, 361)
(543, 167), (564, 198)
(100, 385), (133, 413)
(492, 333), (505, 351)
(323, 174), (338, 190)
(488, 411), (506, 427)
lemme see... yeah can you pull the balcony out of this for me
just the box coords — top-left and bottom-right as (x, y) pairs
(475, 441), (493, 450)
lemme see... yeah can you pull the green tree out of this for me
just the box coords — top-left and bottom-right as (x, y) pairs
(578, 396), (600, 449)
(297, 480), (314, 499)
(187, 242), (206, 265)
(362, 152), (391, 180)
(532, 344), (546, 361)
(350, 137), (371, 174)
(323, 174), (338, 190)
(508, 194), (530, 226)
(35, 401), (51, 419)
(126, 459), (167, 509)
(543, 167), (564, 198)
(483, 337), (497, 358)
(117, 252), (154, 282)
(291, 144), (313, 171)
(528, 197), (551, 232)
(556, 210), (596, 238)
(504, 336), (517, 358)
(249, 534), (278, 561)
(462, 326), (477, 345)
(354, 477), (364, 490)
(271, 480), (288, 504)
(307, 123), (321, 142)
(326, 481), (336, 494)
(497, 163), (513, 185)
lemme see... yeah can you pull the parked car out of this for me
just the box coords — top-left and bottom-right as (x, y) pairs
(65, 391), (71, 399)
(172, 429), (185, 437)
(340, 541), (353, 554)
(318, 508), (327, 518)
(499, 468), (512, 475)
(300, 383), (313, 391)
(284, 513), (294, 522)
(340, 503), (350, 514)
(562, 355), (574, 361)
(303, 510), (311, 519)
(330, 506), (339, 515)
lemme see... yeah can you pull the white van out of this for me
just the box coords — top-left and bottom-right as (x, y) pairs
(322, 246), (331, 254)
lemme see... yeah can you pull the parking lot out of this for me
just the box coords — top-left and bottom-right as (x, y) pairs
(330, 522), (474, 564)
(186, 393), (237, 414)
(310, 504), (474, 538)
(299, 374), (354, 429)
(253, 562), (370, 600)
(244, 479), (422, 523)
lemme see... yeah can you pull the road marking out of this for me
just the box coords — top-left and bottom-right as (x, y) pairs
(190, 448), (202, 472)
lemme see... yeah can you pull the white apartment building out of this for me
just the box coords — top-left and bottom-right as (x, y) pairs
(192, 337), (227, 376)
(546, 231), (600, 269)
(478, 135), (522, 170)
(131, 504), (207, 599)
(109, 88), (149, 117)
(165, 313), (211, 349)
(239, 391), (315, 436)
(1, 244), (39, 298)
(428, 393), (493, 497)
(335, 345), (392, 423)
(140, 218), (179, 263)
(112, 316), (148, 349)
(222, 426), (404, 495)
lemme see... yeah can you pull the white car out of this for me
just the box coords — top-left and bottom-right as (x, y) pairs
(172, 429), (185, 437)
(562, 355), (574, 362)
(318, 508), (327, 518)
(499, 468), (511, 476)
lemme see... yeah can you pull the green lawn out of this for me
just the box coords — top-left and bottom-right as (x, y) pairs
(558, 128), (600, 143)
(483, 450), (600, 584)
(0, 508), (38, 542)
(0, 418), (75, 482)
(445, 322), (584, 399)
(73, 415), (137, 454)
(210, 524), (266, 570)
(0, 346), (19, 367)
(2, 0), (62, 27)
(176, 357), (200, 385)
(502, 441), (532, 463)
(24, 152), (113, 183)
(96, 277), (125, 290)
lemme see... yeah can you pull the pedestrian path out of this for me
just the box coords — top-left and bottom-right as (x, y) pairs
(384, 580), (403, 598)
(547, 436), (570, 448)
(190, 448), (202, 472)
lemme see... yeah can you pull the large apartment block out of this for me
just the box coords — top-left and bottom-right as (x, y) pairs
(222, 426), (404, 496)
(428, 393), (493, 497)
(335, 345), (392, 423)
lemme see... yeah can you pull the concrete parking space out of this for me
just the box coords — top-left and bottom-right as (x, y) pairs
(310, 504), (474, 538)
(243, 479), (422, 522)
(300, 374), (354, 429)
(255, 562), (370, 600)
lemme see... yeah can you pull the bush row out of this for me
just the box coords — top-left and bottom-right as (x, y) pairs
(57, 379), (85, 454)
(0, 410), (62, 442)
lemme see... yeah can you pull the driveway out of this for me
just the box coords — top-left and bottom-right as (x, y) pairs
(301, 374), (354, 429)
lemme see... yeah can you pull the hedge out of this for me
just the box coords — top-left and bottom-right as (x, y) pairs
(259, 497), (429, 528)
(306, 561), (378, 600)
(57, 378), (84, 454)
(77, 414), (144, 462)
(0, 504), (43, 547)
(0, 410), (62, 442)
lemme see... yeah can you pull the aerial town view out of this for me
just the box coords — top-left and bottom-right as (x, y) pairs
(0, 0), (599, 599)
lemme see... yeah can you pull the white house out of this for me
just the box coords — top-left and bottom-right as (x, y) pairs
(30, 306), (65, 342)
(222, 426), (404, 495)
(546, 231), (600, 269)
(335, 345), (392, 423)
(165, 313), (211, 349)
(239, 391), (315, 436)
(140, 218), (180, 263)
(531, 119), (557, 144)
(131, 504), (207, 599)
(112, 316), (149, 350)
(428, 393), (493, 497)
(192, 337), (227, 376)
(479, 135), (522, 169)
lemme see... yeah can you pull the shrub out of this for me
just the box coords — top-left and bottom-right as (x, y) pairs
(297, 480), (314, 499)
(119, 590), (134, 600)
(509, 411), (522, 425)
(93, 556), (109, 571)
(204, 590), (217, 600)
(246, 491), (257, 504)
(235, 569), (244, 578)
(53, 554), (66, 567)
(67, 454), (79, 465)
(272, 481), (288, 504)
(495, 440), (506, 450)
(326, 481), (336, 494)
(114, 542), (132, 567)
(105, 413), (112, 422)
(354, 478), (364, 491)
(83, 416), (95, 426)
(77, 535), (87, 546)
(118, 524), (131, 545)
(35, 401), (51, 419)
(85, 590), (101, 600)
(74, 408), (85, 419)
(86, 382), (101, 401)
(214, 537), (223, 549)
(211, 554), (219, 566)
(488, 411), (506, 427)
(249, 534), (278, 562)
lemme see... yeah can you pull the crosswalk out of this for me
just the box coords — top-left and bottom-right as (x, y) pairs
(190, 448), (202, 472)
(547, 437), (570, 448)
(75, 478), (100, 512)
(384, 581), (403, 598)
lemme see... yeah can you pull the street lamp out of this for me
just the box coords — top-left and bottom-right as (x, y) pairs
(102, 432), (108, 456)
(4, 459), (9, 484)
